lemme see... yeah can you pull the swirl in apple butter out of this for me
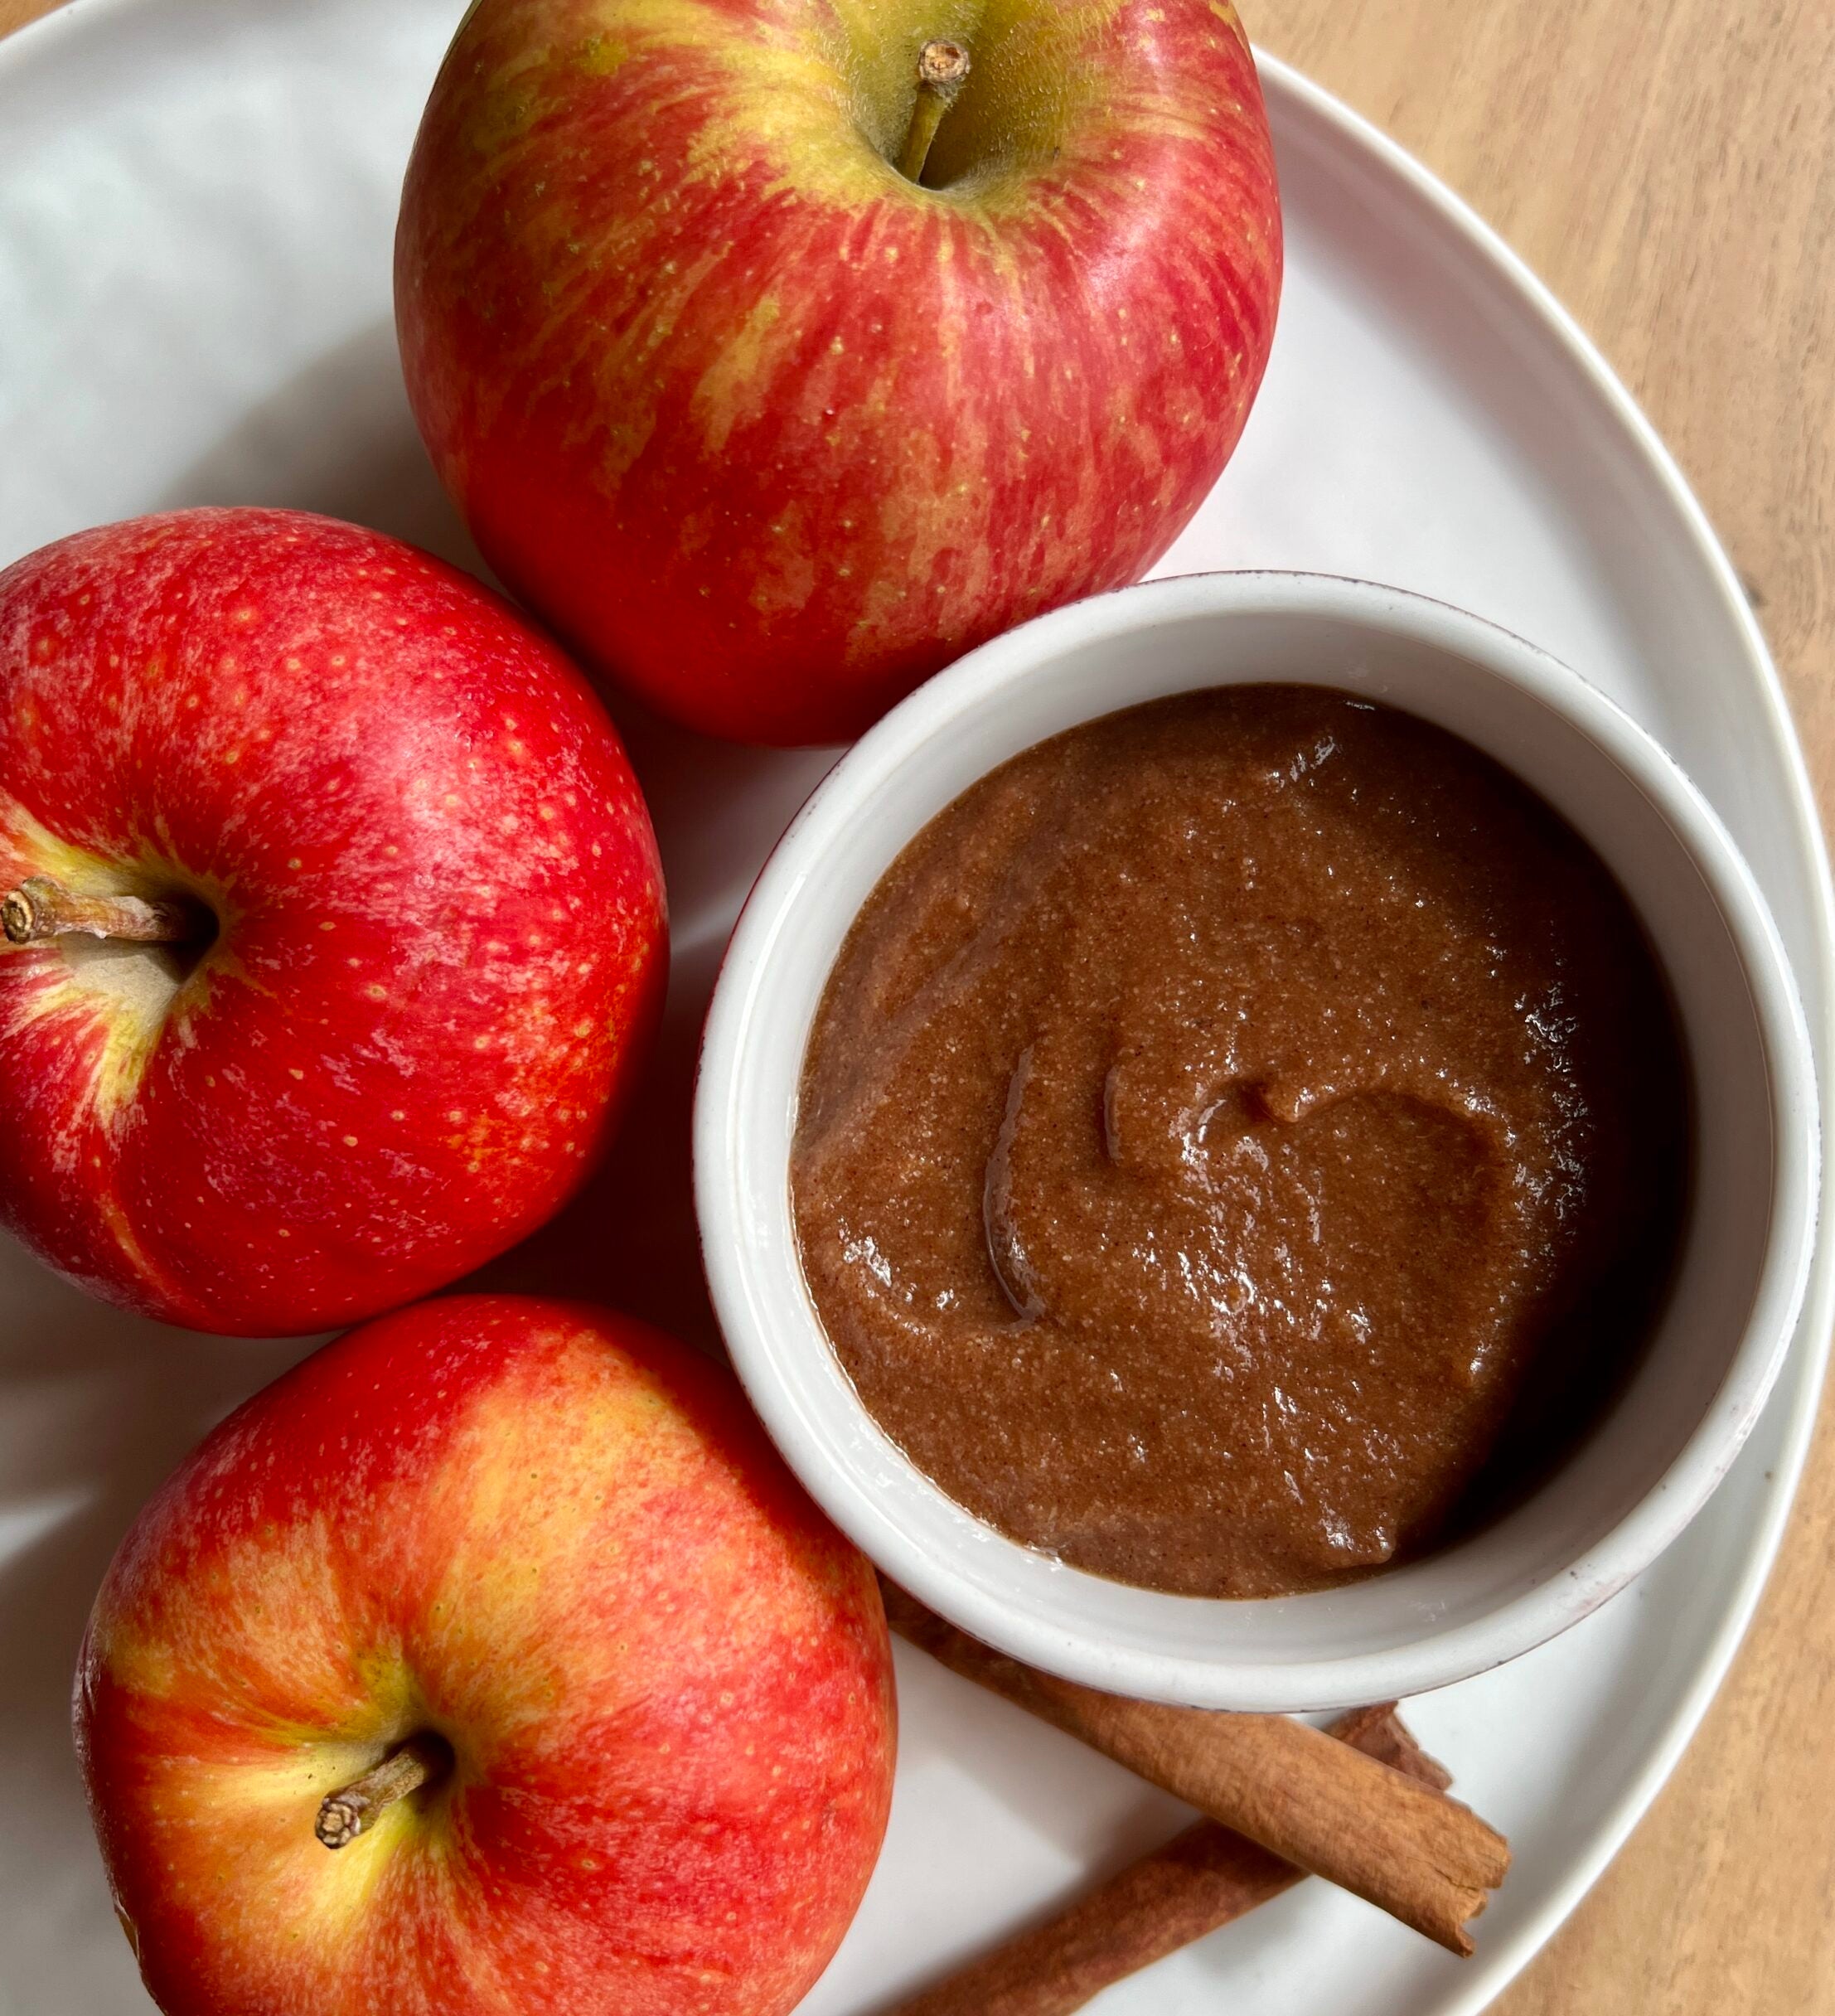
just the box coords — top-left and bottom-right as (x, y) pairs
(792, 686), (1688, 1598)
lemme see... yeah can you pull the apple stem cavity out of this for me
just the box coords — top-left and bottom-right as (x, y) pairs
(897, 39), (971, 186)
(315, 1733), (453, 1849)
(1, 875), (210, 950)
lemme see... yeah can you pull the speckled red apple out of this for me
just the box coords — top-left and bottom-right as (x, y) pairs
(75, 1295), (897, 2016)
(0, 508), (665, 1335)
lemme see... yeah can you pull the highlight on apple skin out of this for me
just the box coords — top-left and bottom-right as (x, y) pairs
(396, 0), (1282, 746)
(0, 508), (666, 1336)
(75, 1295), (898, 2016)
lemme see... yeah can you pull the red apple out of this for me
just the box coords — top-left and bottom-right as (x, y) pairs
(75, 1295), (896, 2016)
(395, 0), (1280, 744)
(0, 508), (665, 1335)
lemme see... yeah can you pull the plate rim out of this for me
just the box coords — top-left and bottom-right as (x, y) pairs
(0, 8), (1829, 2012)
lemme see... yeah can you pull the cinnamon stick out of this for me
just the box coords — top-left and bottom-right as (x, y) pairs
(886, 1703), (1450, 2016)
(882, 1581), (1508, 1955)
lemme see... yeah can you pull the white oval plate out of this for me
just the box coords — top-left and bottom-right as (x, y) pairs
(0, 5), (1828, 2014)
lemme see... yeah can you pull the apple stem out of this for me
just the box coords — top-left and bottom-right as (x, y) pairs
(897, 39), (971, 185)
(315, 1734), (450, 1849)
(1, 875), (206, 949)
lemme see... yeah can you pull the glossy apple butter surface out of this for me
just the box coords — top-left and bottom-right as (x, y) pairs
(791, 686), (1688, 1598)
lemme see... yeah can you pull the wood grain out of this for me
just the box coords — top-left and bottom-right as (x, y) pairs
(2, 0), (1831, 2009)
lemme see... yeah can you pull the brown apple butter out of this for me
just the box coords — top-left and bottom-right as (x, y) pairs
(792, 686), (1688, 1598)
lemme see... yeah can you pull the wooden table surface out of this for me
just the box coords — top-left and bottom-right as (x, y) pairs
(2, 0), (1831, 2009)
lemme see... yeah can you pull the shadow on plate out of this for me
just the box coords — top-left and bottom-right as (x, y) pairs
(157, 319), (493, 577)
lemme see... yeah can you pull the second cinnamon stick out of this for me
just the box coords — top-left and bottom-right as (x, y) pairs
(883, 1581), (1508, 1955)
(888, 1703), (1450, 2016)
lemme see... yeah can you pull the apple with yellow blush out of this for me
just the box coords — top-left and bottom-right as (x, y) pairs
(396, 0), (1281, 744)
(75, 1295), (896, 2016)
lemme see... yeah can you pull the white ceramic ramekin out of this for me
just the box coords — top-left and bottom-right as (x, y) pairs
(693, 573), (1820, 1711)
